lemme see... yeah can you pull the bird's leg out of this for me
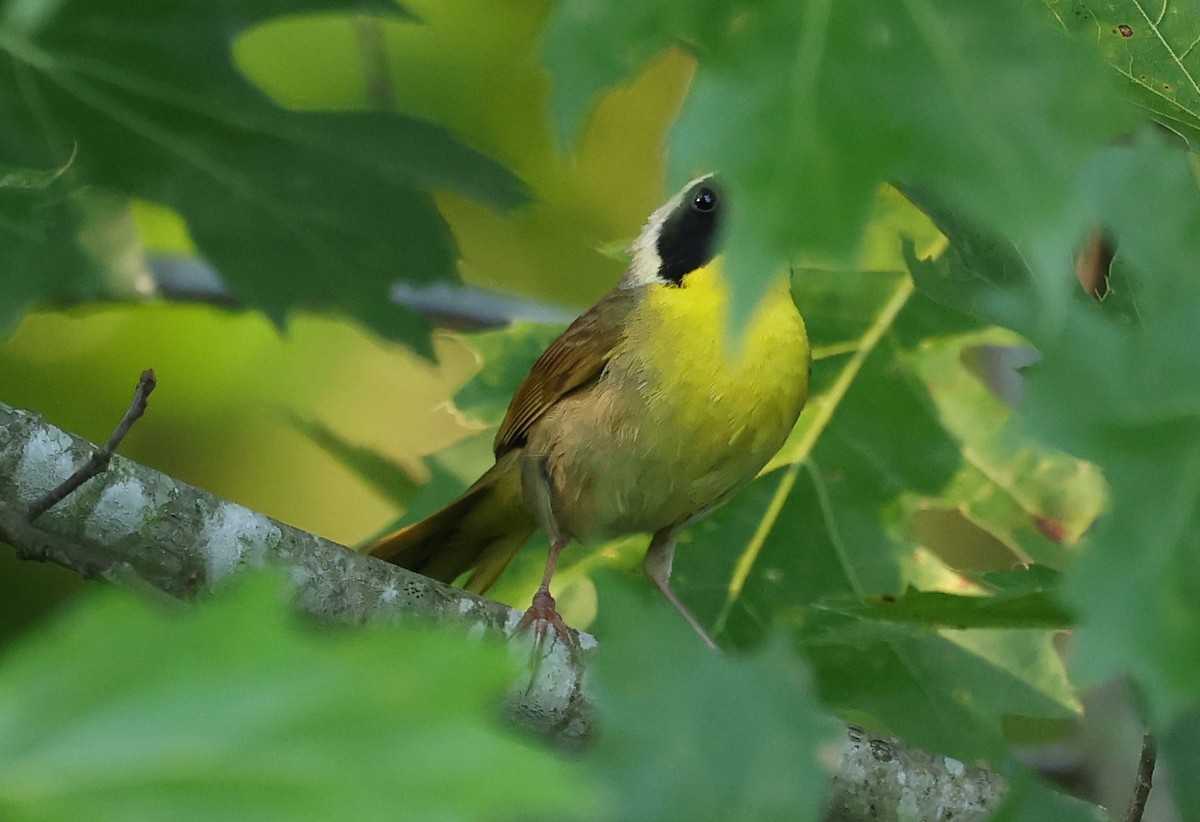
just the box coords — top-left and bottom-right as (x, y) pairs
(513, 535), (576, 650)
(645, 527), (719, 651)
(513, 457), (577, 654)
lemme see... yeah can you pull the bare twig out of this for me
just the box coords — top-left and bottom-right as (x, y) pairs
(390, 281), (575, 330)
(1123, 733), (1158, 822)
(145, 255), (576, 330)
(25, 369), (157, 520)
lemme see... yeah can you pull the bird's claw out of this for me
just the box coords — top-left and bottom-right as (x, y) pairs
(512, 589), (579, 659)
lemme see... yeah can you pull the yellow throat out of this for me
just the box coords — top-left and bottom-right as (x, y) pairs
(627, 258), (810, 441)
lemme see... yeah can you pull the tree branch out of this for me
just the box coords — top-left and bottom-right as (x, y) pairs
(25, 369), (156, 519)
(147, 255), (576, 330)
(1123, 733), (1157, 822)
(0, 398), (1083, 820)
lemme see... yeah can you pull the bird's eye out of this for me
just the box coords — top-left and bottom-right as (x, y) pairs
(692, 187), (717, 213)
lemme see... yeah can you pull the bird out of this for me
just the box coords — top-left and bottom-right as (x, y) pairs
(370, 175), (811, 650)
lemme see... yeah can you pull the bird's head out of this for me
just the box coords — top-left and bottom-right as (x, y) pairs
(625, 175), (724, 289)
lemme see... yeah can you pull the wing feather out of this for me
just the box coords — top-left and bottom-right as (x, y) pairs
(493, 288), (636, 456)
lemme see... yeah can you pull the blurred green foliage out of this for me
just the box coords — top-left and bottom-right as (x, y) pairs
(0, 574), (588, 821)
(3, 0), (1200, 816)
(588, 576), (838, 820)
(990, 772), (1106, 821)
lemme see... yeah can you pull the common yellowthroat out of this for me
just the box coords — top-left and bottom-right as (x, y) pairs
(371, 176), (811, 649)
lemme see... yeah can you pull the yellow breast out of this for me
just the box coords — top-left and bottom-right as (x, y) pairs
(591, 259), (811, 533)
(628, 261), (810, 436)
(526, 259), (810, 540)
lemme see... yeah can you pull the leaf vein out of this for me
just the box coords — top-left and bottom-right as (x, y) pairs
(1131, 0), (1200, 96)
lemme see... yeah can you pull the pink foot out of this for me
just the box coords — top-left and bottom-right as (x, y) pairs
(513, 589), (578, 653)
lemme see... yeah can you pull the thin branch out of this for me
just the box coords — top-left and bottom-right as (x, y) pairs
(388, 281), (576, 330)
(145, 254), (576, 330)
(0, 500), (120, 576)
(147, 253), (578, 330)
(1123, 733), (1158, 822)
(25, 369), (157, 520)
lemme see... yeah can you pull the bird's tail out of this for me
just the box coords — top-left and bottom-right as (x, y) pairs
(368, 451), (536, 594)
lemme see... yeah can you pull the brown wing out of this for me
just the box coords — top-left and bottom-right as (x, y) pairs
(493, 287), (636, 457)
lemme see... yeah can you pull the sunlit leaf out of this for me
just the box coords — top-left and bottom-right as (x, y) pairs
(800, 612), (1081, 761)
(908, 133), (1200, 727)
(905, 331), (1107, 568)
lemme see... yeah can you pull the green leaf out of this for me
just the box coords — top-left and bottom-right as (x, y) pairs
(0, 574), (587, 821)
(674, 458), (1081, 765)
(0, 154), (74, 189)
(909, 133), (1200, 726)
(546, 0), (1127, 325)
(828, 586), (1074, 630)
(906, 331), (1107, 568)
(898, 193), (1040, 329)
(1162, 708), (1200, 819)
(800, 613), (1081, 761)
(989, 770), (1105, 821)
(0, 174), (104, 334)
(1, 174), (154, 337)
(900, 185), (1145, 331)
(1044, 0), (1200, 147)
(965, 564), (1066, 596)
(0, 0), (528, 350)
(541, 4), (727, 147)
(588, 575), (838, 822)
(665, 273), (1092, 761)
